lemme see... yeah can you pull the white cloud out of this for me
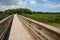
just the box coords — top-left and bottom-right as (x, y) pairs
(30, 0), (37, 5)
(30, 1), (60, 8)
(0, 0), (28, 11)
(16, 0), (27, 5)
(42, 2), (60, 8)
(16, 1), (27, 7)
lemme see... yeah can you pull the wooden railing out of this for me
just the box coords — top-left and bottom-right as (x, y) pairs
(18, 15), (60, 40)
(0, 14), (14, 40)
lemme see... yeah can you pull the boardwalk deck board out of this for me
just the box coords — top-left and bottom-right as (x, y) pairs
(9, 14), (33, 40)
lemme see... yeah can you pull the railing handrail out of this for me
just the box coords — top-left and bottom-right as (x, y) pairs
(0, 15), (12, 24)
(19, 15), (60, 39)
(0, 14), (14, 40)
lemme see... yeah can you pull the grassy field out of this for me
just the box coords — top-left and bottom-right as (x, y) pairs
(0, 13), (9, 20)
(22, 13), (60, 28)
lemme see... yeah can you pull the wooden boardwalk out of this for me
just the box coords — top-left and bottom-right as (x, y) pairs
(0, 14), (60, 40)
(9, 14), (33, 40)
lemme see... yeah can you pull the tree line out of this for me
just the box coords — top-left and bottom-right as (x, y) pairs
(0, 8), (60, 15)
(3, 8), (32, 15)
(0, 8), (60, 20)
(0, 8), (32, 20)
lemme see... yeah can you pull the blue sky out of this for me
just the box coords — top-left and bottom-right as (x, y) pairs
(0, 0), (60, 12)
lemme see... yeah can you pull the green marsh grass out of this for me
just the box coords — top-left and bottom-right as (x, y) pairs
(22, 13), (60, 28)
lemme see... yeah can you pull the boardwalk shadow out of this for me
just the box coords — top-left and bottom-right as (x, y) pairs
(3, 19), (13, 40)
